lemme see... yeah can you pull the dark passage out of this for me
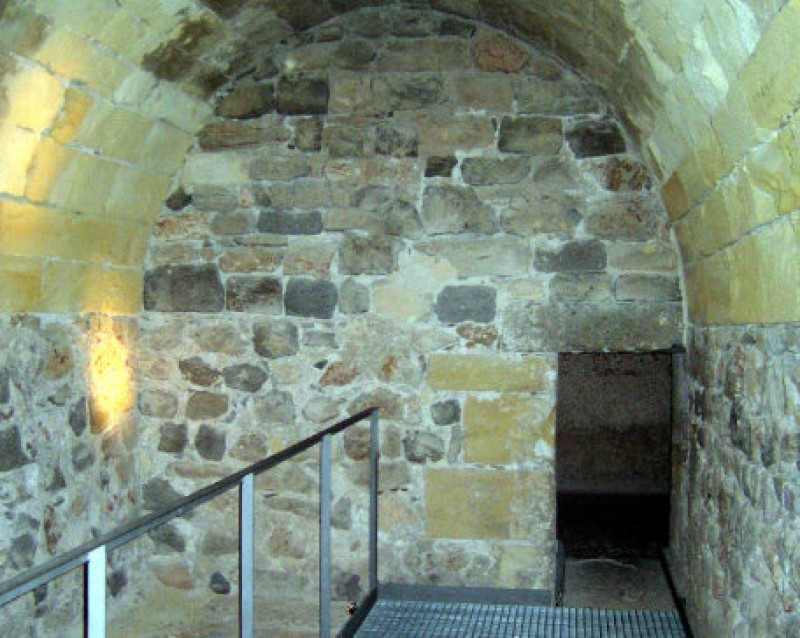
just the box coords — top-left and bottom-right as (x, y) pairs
(556, 353), (673, 558)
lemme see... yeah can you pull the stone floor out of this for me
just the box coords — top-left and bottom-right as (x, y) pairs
(561, 558), (677, 611)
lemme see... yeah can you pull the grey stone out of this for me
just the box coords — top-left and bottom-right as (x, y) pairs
(435, 286), (497, 324)
(504, 302), (683, 352)
(461, 157), (531, 185)
(192, 185), (238, 212)
(376, 121), (418, 157)
(515, 76), (600, 115)
(257, 210), (322, 235)
(166, 187), (192, 211)
(9, 534), (36, 569)
(249, 154), (311, 180)
(403, 432), (445, 463)
(425, 155), (457, 177)
(376, 39), (469, 72)
(303, 331), (338, 348)
(431, 399), (460, 425)
(416, 237), (530, 277)
(158, 423), (188, 455)
(47, 465), (66, 491)
(276, 76), (329, 115)
(535, 240), (607, 272)
(372, 76), (446, 110)
(195, 425), (226, 461)
(284, 278), (338, 319)
(349, 189), (423, 237)
(179, 358), (220, 387)
(339, 233), (398, 275)
(0, 426), (30, 472)
(209, 572), (231, 595)
(226, 276), (282, 313)
(420, 185), (497, 235)
(498, 116), (563, 154)
(253, 390), (295, 424)
(340, 278), (370, 314)
(333, 39), (375, 69)
(215, 84), (275, 119)
(223, 364), (268, 392)
(201, 531), (238, 556)
(551, 273), (613, 302)
(71, 444), (94, 472)
(332, 497), (352, 530)
(253, 320), (299, 358)
(586, 195), (665, 241)
(294, 117), (323, 151)
(615, 275), (681, 302)
(323, 124), (374, 157)
(140, 390), (178, 418)
(149, 523), (186, 553)
(0, 369), (8, 403)
(567, 119), (626, 157)
(334, 572), (362, 601)
(344, 427), (370, 461)
(211, 211), (251, 235)
(447, 426), (464, 464)
(69, 399), (87, 437)
(108, 570), (127, 597)
(142, 478), (184, 511)
(144, 265), (225, 313)
(439, 17), (476, 36)
(186, 392), (229, 420)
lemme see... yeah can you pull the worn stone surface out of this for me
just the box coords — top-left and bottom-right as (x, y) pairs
(498, 116), (563, 154)
(461, 157), (531, 185)
(420, 185), (496, 235)
(144, 266), (224, 312)
(253, 320), (299, 358)
(339, 233), (398, 275)
(215, 84), (275, 119)
(226, 277), (282, 313)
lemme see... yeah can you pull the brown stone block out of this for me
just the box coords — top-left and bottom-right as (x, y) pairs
(464, 394), (554, 464)
(376, 39), (470, 72)
(427, 354), (553, 392)
(425, 468), (553, 540)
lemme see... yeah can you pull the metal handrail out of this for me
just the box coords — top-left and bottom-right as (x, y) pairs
(0, 407), (380, 638)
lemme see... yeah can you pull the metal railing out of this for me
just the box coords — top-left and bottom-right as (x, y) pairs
(0, 407), (380, 638)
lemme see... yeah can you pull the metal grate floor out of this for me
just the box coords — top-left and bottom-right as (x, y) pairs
(355, 600), (687, 637)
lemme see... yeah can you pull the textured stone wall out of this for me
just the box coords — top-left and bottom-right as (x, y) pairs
(670, 324), (800, 637)
(0, 314), (139, 636)
(128, 8), (682, 634)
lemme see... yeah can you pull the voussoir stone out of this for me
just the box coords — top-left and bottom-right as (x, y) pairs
(253, 320), (299, 358)
(144, 265), (225, 312)
(284, 278), (338, 319)
(435, 286), (497, 324)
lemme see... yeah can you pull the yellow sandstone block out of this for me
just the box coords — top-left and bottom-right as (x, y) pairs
(140, 121), (194, 174)
(50, 88), (94, 144)
(0, 201), (71, 259)
(0, 123), (39, 197)
(427, 354), (554, 392)
(106, 167), (172, 224)
(463, 395), (554, 465)
(43, 262), (142, 314)
(0, 255), (43, 312)
(425, 468), (553, 541)
(2, 62), (65, 133)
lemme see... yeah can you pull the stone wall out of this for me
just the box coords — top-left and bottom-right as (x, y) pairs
(132, 8), (682, 634)
(0, 314), (139, 636)
(670, 324), (800, 637)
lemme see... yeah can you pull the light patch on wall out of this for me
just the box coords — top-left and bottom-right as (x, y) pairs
(89, 316), (135, 434)
(4, 64), (66, 132)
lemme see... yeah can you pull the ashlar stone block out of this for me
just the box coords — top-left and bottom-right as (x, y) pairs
(427, 354), (553, 392)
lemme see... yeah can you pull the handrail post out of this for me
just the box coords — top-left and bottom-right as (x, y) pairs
(369, 409), (379, 593)
(85, 546), (106, 638)
(240, 473), (255, 638)
(320, 434), (332, 637)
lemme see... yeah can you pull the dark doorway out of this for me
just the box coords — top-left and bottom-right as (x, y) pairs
(556, 352), (672, 559)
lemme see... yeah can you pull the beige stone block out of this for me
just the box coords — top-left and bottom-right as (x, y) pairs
(140, 122), (194, 174)
(490, 541), (554, 590)
(0, 123), (38, 197)
(607, 242), (678, 272)
(408, 113), (495, 155)
(464, 394), (554, 464)
(138, 79), (212, 133)
(0, 255), (43, 311)
(661, 171), (689, 221)
(501, 278), (548, 302)
(81, 105), (155, 163)
(747, 120), (800, 216)
(50, 88), (94, 144)
(0, 201), (71, 259)
(107, 168), (172, 224)
(2, 62), (65, 132)
(416, 236), (531, 277)
(43, 262), (142, 314)
(425, 468), (553, 541)
(427, 354), (553, 392)
(182, 152), (250, 184)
